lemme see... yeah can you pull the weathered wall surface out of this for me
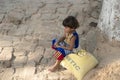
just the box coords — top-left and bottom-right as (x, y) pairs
(98, 0), (120, 41)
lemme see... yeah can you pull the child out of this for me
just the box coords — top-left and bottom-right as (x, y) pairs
(48, 16), (79, 72)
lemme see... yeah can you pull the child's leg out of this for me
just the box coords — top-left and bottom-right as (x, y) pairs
(48, 51), (64, 72)
(48, 60), (62, 72)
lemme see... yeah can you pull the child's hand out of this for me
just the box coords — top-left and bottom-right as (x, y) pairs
(54, 43), (60, 48)
(61, 46), (66, 49)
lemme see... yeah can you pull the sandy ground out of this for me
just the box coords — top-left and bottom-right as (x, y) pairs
(83, 32), (120, 80)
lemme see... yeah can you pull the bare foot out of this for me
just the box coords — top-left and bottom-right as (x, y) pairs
(48, 66), (58, 72)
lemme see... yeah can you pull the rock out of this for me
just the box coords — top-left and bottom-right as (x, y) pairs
(57, 7), (68, 14)
(12, 56), (28, 68)
(42, 48), (56, 66)
(14, 24), (28, 36)
(28, 47), (44, 64)
(13, 51), (27, 57)
(24, 1), (44, 19)
(0, 47), (13, 61)
(0, 14), (4, 23)
(0, 47), (2, 53)
(0, 68), (14, 80)
(26, 60), (36, 67)
(0, 23), (18, 36)
(13, 66), (36, 80)
(2, 60), (11, 68)
(3, 8), (24, 25)
(83, 30), (98, 53)
(44, 48), (54, 58)
(41, 13), (58, 20)
(0, 47), (13, 68)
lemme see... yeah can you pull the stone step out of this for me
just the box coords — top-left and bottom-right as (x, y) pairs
(0, 68), (14, 80)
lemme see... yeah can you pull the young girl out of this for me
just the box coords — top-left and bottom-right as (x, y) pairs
(48, 16), (79, 72)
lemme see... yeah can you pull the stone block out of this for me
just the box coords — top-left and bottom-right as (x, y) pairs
(13, 66), (36, 80)
(14, 40), (34, 51)
(57, 7), (68, 14)
(12, 56), (28, 68)
(1, 60), (11, 68)
(44, 48), (54, 58)
(0, 47), (13, 61)
(41, 13), (58, 20)
(85, 30), (98, 53)
(0, 23), (18, 36)
(0, 40), (12, 47)
(0, 14), (4, 23)
(13, 51), (27, 57)
(3, 9), (24, 25)
(0, 47), (2, 53)
(26, 60), (36, 67)
(0, 68), (14, 80)
(24, 1), (44, 18)
(28, 47), (44, 64)
(14, 24), (28, 36)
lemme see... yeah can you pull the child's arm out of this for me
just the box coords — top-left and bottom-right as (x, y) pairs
(62, 36), (76, 50)
(57, 36), (65, 44)
(54, 34), (66, 47)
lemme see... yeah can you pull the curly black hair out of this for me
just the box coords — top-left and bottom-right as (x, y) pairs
(62, 16), (79, 29)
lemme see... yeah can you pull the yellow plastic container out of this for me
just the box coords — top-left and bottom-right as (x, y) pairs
(61, 49), (98, 80)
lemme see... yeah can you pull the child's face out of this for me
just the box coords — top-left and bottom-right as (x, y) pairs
(64, 26), (74, 33)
